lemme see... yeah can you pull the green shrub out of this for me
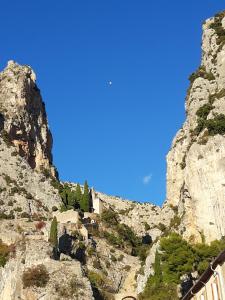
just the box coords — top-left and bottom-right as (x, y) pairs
(14, 207), (22, 212)
(137, 245), (149, 262)
(205, 114), (225, 135)
(0, 239), (11, 267)
(93, 259), (102, 269)
(124, 265), (131, 272)
(11, 151), (18, 156)
(118, 254), (124, 261)
(88, 271), (105, 288)
(69, 275), (85, 295)
(209, 89), (225, 104)
(195, 105), (225, 137)
(169, 215), (181, 229)
(196, 103), (213, 119)
(54, 275), (85, 298)
(139, 281), (178, 300)
(189, 66), (215, 83)
(22, 264), (49, 288)
(87, 247), (96, 256)
(3, 175), (15, 185)
(101, 209), (119, 226)
(209, 11), (225, 48)
(42, 168), (51, 178)
(110, 255), (117, 262)
(103, 231), (121, 247)
(49, 217), (58, 248)
(193, 238), (225, 274)
(0, 210), (14, 219)
(52, 206), (58, 212)
(20, 212), (30, 218)
(157, 223), (167, 232)
(144, 222), (150, 231)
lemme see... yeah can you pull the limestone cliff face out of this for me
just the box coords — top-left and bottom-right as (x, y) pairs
(166, 11), (225, 243)
(0, 61), (61, 217)
(0, 61), (55, 177)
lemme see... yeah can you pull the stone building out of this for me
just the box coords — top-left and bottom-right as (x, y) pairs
(182, 249), (225, 300)
(91, 188), (103, 214)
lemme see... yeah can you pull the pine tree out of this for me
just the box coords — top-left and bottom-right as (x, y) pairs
(67, 189), (76, 208)
(80, 180), (90, 212)
(49, 216), (58, 248)
(75, 183), (82, 206)
(153, 250), (162, 285)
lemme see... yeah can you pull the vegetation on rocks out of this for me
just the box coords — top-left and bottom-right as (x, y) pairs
(194, 98), (225, 137)
(54, 275), (85, 298)
(80, 180), (90, 212)
(101, 209), (151, 262)
(189, 66), (215, 84)
(204, 114), (225, 135)
(196, 108), (225, 136)
(58, 181), (90, 212)
(22, 264), (49, 288)
(49, 216), (58, 249)
(139, 233), (225, 299)
(209, 10), (225, 49)
(0, 239), (13, 267)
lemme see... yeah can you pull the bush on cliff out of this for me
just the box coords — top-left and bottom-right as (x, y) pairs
(0, 239), (12, 267)
(22, 264), (49, 288)
(140, 234), (225, 299)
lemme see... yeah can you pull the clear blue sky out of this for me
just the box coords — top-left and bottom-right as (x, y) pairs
(0, 1), (224, 205)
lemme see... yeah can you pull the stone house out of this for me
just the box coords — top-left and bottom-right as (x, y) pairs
(182, 249), (225, 300)
(91, 188), (103, 214)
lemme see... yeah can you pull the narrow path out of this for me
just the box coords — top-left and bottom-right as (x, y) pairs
(114, 266), (138, 300)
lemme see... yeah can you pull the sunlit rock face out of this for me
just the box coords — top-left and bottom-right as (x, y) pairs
(0, 60), (56, 177)
(166, 11), (225, 243)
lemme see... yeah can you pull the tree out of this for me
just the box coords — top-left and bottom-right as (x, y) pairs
(75, 184), (82, 206)
(154, 251), (162, 285)
(59, 184), (78, 210)
(140, 250), (177, 300)
(49, 217), (58, 248)
(67, 189), (77, 208)
(160, 233), (195, 283)
(80, 180), (90, 212)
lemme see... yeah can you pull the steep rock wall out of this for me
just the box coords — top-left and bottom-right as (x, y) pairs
(166, 11), (225, 243)
(0, 61), (56, 177)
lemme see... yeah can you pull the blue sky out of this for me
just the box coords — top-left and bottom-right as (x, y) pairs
(0, 1), (224, 205)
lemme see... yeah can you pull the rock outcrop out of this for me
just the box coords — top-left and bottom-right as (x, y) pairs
(166, 11), (225, 243)
(0, 61), (56, 177)
(0, 219), (94, 300)
(0, 137), (61, 217)
(95, 190), (173, 240)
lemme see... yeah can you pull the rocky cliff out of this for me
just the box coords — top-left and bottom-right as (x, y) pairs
(166, 11), (225, 243)
(1, 9), (225, 300)
(0, 61), (56, 177)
